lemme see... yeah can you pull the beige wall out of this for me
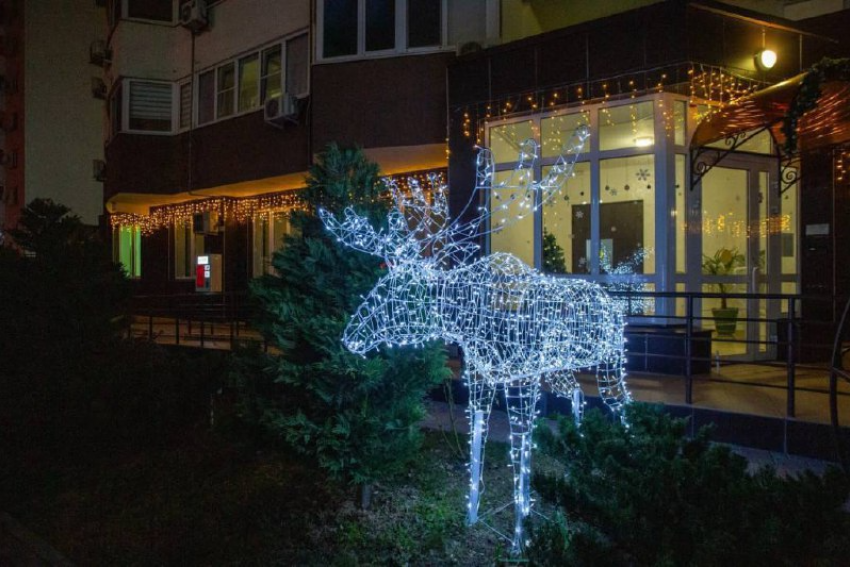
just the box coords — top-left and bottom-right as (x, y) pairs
(109, 0), (310, 83)
(25, 0), (106, 225)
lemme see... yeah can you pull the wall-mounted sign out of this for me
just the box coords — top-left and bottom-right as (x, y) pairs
(805, 223), (830, 236)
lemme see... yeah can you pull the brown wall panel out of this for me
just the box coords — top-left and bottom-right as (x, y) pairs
(311, 53), (452, 150)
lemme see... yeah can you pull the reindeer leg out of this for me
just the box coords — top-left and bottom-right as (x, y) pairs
(596, 346), (631, 418)
(466, 372), (496, 526)
(505, 379), (540, 555)
(547, 370), (585, 427)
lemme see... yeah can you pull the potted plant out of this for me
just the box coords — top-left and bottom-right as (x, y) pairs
(702, 247), (745, 336)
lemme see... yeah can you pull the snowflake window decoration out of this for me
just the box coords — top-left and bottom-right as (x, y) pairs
(320, 127), (630, 555)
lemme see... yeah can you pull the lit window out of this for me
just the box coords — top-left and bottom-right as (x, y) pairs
(238, 54), (260, 112)
(252, 212), (292, 277)
(599, 101), (655, 151)
(216, 63), (235, 119)
(261, 46), (282, 103)
(174, 222), (204, 279)
(128, 81), (172, 132)
(114, 225), (142, 278)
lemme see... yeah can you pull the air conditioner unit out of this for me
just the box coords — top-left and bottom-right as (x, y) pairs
(91, 77), (107, 100)
(179, 0), (208, 33)
(93, 159), (106, 182)
(89, 40), (111, 67)
(193, 211), (221, 235)
(264, 93), (298, 127)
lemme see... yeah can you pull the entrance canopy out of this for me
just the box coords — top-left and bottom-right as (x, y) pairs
(690, 60), (850, 190)
(691, 74), (850, 153)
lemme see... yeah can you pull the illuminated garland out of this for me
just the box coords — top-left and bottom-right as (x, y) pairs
(110, 169), (447, 235)
(320, 130), (630, 555)
(782, 57), (850, 154)
(458, 63), (764, 144)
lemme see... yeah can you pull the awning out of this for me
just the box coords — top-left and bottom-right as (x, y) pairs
(691, 74), (850, 153)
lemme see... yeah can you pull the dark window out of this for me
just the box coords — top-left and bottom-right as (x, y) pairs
(127, 0), (173, 22)
(198, 70), (215, 125)
(366, 0), (395, 52)
(179, 82), (192, 129)
(286, 34), (309, 97)
(323, 0), (357, 58)
(128, 81), (172, 132)
(408, 0), (441, 48)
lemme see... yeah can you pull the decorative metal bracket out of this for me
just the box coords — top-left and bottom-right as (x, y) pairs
(689, 123), (778, 191)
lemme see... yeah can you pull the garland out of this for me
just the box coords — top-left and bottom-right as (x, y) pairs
(783, 57), (850, 154)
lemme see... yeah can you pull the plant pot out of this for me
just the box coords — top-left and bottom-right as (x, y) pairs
(712, 307), (739, 337)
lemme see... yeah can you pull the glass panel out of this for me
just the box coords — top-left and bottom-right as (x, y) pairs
(198, 70), (215, 125)
(174, 222), (204, 279)
(541, 162), (590, 274)
(252, 215), (270, 277)
(675, 154), (686, 274)
(701, 167), (748, 271)
(273, 213), (291, 251)
(366, 0), (395, 51)
(490, 170), (534, 266)
(598, 154), (656, 274)
(540, 112), (590, 158)
(675, 283), (687, 317)
(216, 63), (235, 118)
(674, 100), (686, 147)
(286, 34), (310, 97)
(323, 0), (358, 58)
(703, 284), (746, 355)
(599, 101), (654, 151)
(115, 226), (141, 278)
(179, 82), (192, 129)
(261, 46), (282, 102)
(488, 120), (534, 165)
(781, 171), (798, 275)
(127, 0), (172, 21)
(706, 128), (772, 154)
(758, 171), (768, 274)
(238, 54), (259, 112)
(408, 0), (442, 48)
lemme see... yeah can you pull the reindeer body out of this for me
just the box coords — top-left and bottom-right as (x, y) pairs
(321, 131), (630, 555)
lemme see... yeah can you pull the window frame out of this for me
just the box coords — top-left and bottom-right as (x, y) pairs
(317, 0), (458, 62)
(122, 78), (177, 136)
(173, 221), (204, 280)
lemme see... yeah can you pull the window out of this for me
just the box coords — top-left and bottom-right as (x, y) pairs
(252, 212), (292, 277)
(238, 55), (260, 112)
(599, 101), (655, 151)
(323, 0), (358, 58)
(542, 162), (591, 274)
(261, 46), (282, 103)
(179, 81), (192, 130)
(408, 0), (441, 48)
(128, 81), (172, 132)
(198, 70), (215, 125)
(320, 0), (452, 59)
(216, 63), (235, 119)
(114, 225), (142, 278)
(109, 84), (123, 137)
(174, 222), (204, 279)
(127, 0), (173, 22)
(286, 34), (309, 98)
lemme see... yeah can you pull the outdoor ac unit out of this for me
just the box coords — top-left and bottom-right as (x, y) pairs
(93, 159), (106, 182)
(89, 40), (111, 67)
(91, 77), (107, 100)
(193, 211), (221, 235)
(264, 94), (298, 127)
(179, 0), (208, 33)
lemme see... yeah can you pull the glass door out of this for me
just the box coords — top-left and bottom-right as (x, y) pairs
(694, 155), (779, 360)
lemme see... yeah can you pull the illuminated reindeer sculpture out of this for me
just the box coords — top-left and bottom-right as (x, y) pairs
(319, 128), (630, 554)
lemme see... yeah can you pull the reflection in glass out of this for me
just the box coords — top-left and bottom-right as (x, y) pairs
(541, 162), (590, 273)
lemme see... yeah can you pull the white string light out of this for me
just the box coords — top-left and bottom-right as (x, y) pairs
(320, 127), (630, 555)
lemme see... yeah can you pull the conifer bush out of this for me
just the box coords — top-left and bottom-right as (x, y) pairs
(527, 404), (850, 566)
(236, 144), (450, 505)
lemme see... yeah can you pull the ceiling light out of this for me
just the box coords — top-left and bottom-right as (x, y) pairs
(755, 49), (777, 71)
(634, 136), (654, 148)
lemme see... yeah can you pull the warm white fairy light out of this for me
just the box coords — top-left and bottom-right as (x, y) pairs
(320, 128), (630, 555)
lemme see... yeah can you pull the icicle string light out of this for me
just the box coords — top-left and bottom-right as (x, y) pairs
(320, 129), (630, 556)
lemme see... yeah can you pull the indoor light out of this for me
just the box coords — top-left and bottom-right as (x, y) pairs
(755, 48), (777, 71)
(634, 136), (654, 147)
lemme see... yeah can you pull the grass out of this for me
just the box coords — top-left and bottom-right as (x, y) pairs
(1, 422), (544, 566)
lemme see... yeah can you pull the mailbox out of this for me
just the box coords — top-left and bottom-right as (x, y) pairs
(195, 254), (222, 293)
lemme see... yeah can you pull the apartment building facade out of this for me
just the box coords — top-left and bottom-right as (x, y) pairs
(0, 0), (105, 230)
(102, 0), (850, 349)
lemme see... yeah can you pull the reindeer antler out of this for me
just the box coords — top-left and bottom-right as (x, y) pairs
(318, 207), (410, 262)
